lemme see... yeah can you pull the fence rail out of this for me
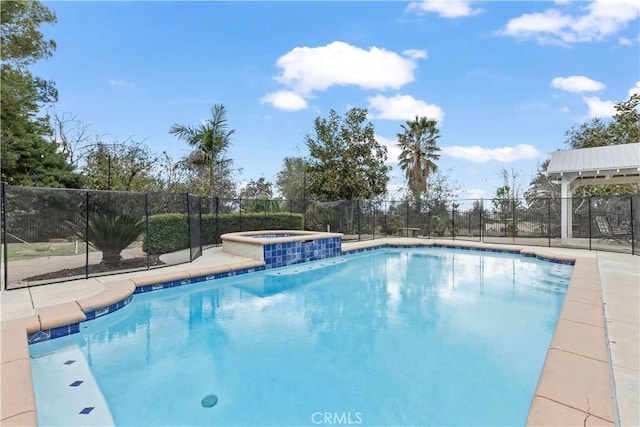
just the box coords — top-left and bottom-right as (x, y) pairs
(1, 183), (638, 290)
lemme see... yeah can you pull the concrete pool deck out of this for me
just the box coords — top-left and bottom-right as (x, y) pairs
(1, 239), (638, 426)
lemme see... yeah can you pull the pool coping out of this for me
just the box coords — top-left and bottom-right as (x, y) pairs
(0, 239), (616, 426)
(220, 229), (344, 245)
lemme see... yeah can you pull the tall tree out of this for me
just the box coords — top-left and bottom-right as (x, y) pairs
(563, 93), (640, 196)
(1, 0), (80, 187)
(239, 177), (273, 200)
(48, 109), (91, 167)
(396, 116), (441, 204)
(305, 108), (390, 231)
(565, 93), (639, 149)
(81, 138), (164, 192)
(525, 159), (560, 203)
(169, 104), (235, 199)
(609, 93), (640, 145)
(275, 156), (308, 201)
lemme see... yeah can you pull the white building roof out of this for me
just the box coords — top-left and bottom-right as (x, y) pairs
(546, 143), (640, 181)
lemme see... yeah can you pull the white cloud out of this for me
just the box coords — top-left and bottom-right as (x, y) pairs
(466, 188), (487, 199)
(402, 49), (428, 59)
(406, 0), (482, 18)
(368, 94), (444, 121)
(551, 75), (605, 92)
(274, 41), (420, 95)
(559, 105), (570, 113)
(498, 0), (640, 45)
(629, 81), (640, 97)
(441, 144), (541, 163)
(376, 134), (402, 164)
(108, 79), (134, 87)
(260, 91), (308, 111)
(618, 36), (633, 45)
(263, 41), (427, 111)
(583, 96), (617, 118)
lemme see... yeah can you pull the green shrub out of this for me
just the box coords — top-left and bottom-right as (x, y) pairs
(144, 212), (304, 254)
(69, 213), (145, 265)
(376, 214), (404, 235)
(143, 213), (188, 254)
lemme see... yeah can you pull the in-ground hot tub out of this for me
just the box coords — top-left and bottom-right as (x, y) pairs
(221, 230), (343, 268)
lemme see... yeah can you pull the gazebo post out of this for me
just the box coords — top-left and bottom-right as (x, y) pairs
(560, 177), (575, 242)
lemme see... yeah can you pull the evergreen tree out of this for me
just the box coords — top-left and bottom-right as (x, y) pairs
(1, 0), (80, 187)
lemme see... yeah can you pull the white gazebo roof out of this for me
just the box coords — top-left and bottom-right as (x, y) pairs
(546, 143), (640, 184)
(544, 142), (640, 241)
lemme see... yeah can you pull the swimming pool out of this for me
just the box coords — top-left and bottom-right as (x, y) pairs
(29, 247), (572, 426)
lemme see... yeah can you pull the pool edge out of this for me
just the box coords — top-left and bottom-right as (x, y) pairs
(1, 239), (618, 427)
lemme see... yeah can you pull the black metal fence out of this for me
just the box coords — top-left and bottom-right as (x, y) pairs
(1, 182), (638, 290)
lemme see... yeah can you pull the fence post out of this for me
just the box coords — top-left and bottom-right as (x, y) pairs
(215, 197), (220, 245)
(265, 198), (269, 230)
(589, 196), (592, 250)
(451, 204), (456, 240)
(547, 198), (551, 247)
(289, 200), (293, 229)
(372, 201), (376, 240)
(630, 196), (635, 256)
(199, 195), (203, 255)
(384, 201), (388, 237)
(357, 200), (361, 241)
(85, 191), (90, 280)
(479, 198), (484, 243)
(145, 193), (150, 270)
(406, 200), (409, 238)
(186, 193), (192, 262)
(2, 182), (7, 290)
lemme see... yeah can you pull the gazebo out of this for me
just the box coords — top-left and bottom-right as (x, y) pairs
(545, 143), (640, 241)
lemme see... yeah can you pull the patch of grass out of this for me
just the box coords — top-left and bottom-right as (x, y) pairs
(1, 242), (89, 261)
(0, 240), (141, 261)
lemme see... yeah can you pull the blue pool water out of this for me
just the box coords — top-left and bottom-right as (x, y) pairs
(30, 247), (571, 426)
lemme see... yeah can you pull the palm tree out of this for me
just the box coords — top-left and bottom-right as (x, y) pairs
(397, 116), (441, 203)
(169, 104), (235, 199)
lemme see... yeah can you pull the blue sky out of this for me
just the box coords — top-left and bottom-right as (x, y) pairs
(35, 0), (640, 200)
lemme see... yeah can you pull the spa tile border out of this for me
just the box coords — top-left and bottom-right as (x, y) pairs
(263, 236), (341, 268)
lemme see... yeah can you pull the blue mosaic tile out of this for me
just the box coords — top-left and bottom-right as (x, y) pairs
(79, 407), (94, 415)
(51, 326), (70, 339)
(70, 380), (84, 387)
(70, 323), (80, 334)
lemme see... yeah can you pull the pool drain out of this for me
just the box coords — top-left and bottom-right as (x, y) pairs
(201, 394), (218, 408)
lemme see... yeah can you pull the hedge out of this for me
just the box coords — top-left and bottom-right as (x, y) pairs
(144, 212), (304, 254)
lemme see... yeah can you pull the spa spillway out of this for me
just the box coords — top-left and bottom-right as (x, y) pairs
(220, 230), (343, 268)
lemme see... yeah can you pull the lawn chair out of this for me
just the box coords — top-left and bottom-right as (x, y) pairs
(594, 216), (630, 244)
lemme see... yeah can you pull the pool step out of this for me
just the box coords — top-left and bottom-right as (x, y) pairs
(549, 263), (573, 279)
(30, 346), (115, 427)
